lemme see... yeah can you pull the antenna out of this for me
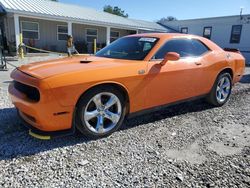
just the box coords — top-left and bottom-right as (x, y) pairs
(240, 7), (244, 20)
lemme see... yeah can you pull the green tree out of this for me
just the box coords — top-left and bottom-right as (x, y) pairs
(158, 16), (178, 23)
(103, 5), (128, 18)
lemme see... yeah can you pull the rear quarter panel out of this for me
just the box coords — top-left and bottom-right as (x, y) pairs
(201, 50), (245, 94)
(198, 51), (231, 94)
(228, 52), (245, 83)
(199, 37), (245, 85)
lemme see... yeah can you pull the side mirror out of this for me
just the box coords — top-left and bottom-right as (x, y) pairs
(161, 52), (180, 66)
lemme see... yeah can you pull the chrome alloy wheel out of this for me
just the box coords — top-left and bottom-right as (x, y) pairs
(84, 92), (122, 134)
(216, 76), (231, 103)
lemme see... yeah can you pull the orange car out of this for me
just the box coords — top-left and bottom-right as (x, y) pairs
(9, 33), (245, 139)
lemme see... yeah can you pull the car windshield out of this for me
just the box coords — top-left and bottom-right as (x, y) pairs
(95, 37), (158, 60)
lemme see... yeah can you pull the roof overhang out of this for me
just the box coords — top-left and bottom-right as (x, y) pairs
(6, 9), (167, 32)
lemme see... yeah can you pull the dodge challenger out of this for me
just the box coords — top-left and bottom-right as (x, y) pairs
(8, 33), (245, 139)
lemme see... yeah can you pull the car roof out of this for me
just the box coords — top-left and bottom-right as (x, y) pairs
(128, 33), (222, 51)
(129, 33), (201, 40)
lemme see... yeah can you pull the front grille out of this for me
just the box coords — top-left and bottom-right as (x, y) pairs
(14, 81), (40, 102)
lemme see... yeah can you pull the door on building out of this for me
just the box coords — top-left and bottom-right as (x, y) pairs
(86, 28), (98, 54)
(0, 21), (7, 52)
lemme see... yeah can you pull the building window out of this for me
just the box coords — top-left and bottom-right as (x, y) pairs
(21, 21), (39, 40)
(203, 27), (212, 39)
(230, 25), (242, 43)
(110, 31), (120, 43)
(181, 27), (188, 34)
(57, 25), (68, 41)
(86, 28), (98, 43)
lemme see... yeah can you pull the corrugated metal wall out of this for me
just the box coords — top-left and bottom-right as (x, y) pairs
(3, 16), (136, 54)
(73, 24), (106, 44)
(19, 17), (67, 52)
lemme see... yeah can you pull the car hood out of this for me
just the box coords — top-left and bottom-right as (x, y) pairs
(18, 56), (130, 79)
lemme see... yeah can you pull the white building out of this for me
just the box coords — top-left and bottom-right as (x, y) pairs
(162, 15), (250, 64)
(0, 0), (170, 54)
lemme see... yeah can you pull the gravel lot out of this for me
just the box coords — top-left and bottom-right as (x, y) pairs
(0, 56), (249, 187)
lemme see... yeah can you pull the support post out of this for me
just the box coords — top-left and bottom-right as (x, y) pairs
(93, 39), (97, 54)
(14, 14), (20, 56)
(0, 29), (8, 71)
(19, 33), (24, 59)
(106, 26), (111, 46)
(67, 21), (72, 36)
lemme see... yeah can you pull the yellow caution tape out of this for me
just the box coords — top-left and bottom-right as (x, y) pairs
(25, 45), (67, 55)
(24, 45), (91, 56)
(29, 130), (51, 140)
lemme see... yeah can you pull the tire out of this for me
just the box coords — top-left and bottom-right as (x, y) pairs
(75, 86), (126, 139)
(206, 72), (232, 107)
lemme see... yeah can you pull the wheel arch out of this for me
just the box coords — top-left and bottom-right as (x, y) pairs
(218, 67), (234, 78)
(208, 67), (234, 93)
(76, 81), (130, 115)
(206, 67), (233, 107)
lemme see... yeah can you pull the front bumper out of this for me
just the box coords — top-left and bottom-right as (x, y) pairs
(9, 81), (74, 131)
(18, 110), (75, 139)
(8, 69), (76, 138)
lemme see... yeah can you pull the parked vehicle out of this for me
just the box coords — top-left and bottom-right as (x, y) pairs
(9, 33), (245, 139)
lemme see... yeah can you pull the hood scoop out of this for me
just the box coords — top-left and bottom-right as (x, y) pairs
(80, 59), (92, 64)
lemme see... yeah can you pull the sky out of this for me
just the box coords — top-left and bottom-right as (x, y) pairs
(60, 0), (250, 21)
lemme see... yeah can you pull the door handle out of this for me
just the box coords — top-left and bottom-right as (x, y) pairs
(195, 62), (202, 66)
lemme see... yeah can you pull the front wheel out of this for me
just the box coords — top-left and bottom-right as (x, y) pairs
(206, 72), (232, 107)
(75, 86), (126, 139)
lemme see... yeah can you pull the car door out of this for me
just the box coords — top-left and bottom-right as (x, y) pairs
(145, 38), (211, 109)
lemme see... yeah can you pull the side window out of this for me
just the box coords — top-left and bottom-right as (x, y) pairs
(191, 40), (210, 56)
(154, 40), (191, 59)
(154, 39), (209, 59)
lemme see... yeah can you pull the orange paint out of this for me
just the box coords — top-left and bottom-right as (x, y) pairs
(8, 33), (245, 132)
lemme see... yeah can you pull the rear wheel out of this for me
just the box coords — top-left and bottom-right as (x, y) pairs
(75, 86), (126, 138)
(206, 72), (232, 106)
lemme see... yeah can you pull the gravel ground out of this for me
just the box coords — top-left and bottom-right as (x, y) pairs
(0, 56), (249, 187)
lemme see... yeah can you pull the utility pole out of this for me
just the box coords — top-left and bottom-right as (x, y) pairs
(240, 7), (244, 20)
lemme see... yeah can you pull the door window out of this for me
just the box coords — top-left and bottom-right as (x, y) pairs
(154, 39), (210, 59)
(86, 29), (98, 43)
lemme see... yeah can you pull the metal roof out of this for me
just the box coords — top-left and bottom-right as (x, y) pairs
(0, 0), (169, 32)
(167, 14), (250, 22)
